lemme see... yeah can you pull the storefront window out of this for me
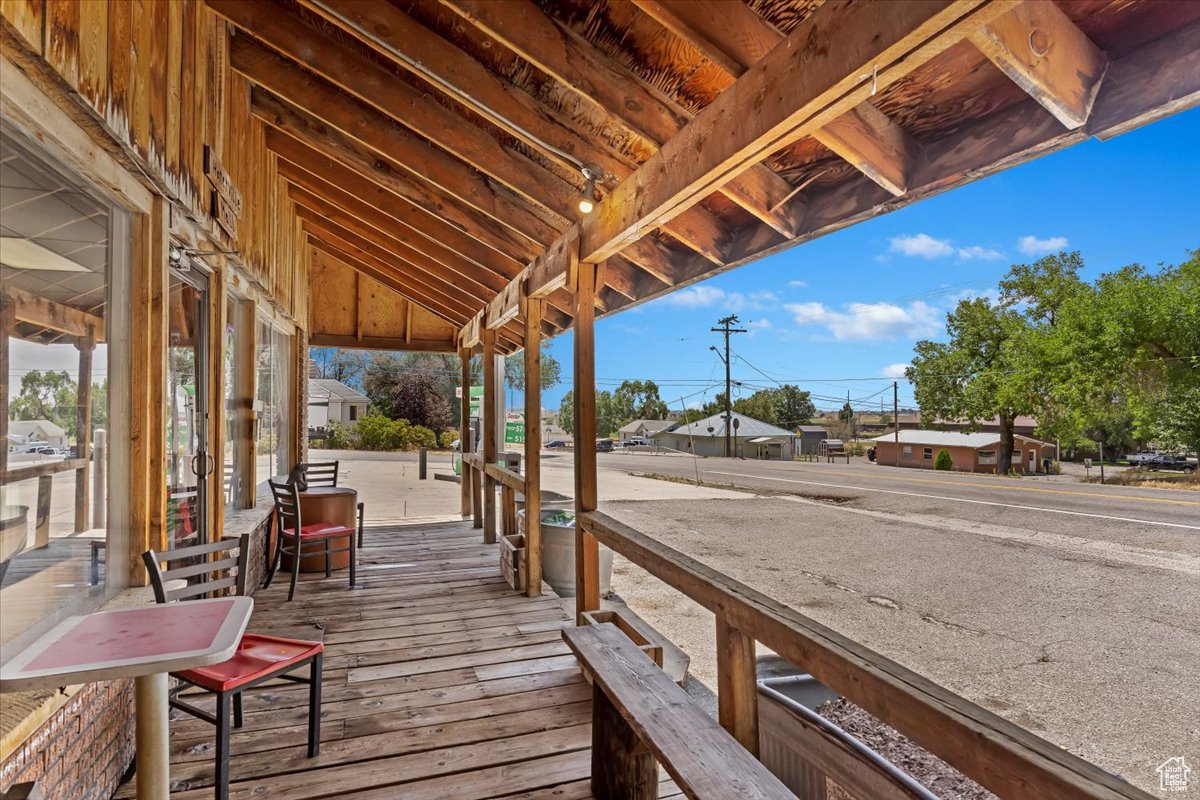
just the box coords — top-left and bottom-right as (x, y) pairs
(224, 297), (243, 507)
(256, 319), (292, 483)
(1, 128), (130, 647)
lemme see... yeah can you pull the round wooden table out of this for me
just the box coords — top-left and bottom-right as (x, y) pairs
(282, 486), (357, 573)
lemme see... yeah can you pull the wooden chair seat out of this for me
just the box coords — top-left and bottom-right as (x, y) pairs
(281, 522), (355, 540)
(178, 634), (324, 693)
(563, 622), (795, 800)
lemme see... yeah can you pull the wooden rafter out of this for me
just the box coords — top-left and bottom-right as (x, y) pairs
(2, 287), (105, 341)
(440, 0), (802, 240)
(971, 1), (1108, 129)
(635, 0), (924, 198)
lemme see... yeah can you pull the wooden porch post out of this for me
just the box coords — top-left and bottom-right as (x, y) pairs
(459, 347), (472, 518)
(716, 617), (760, 755)
(523, 290), (542, 597)
(481, 328), (497, 544)
(73, 329), (96, 532)
(573, 255), (600, 622)
(0, 298), (12, 481)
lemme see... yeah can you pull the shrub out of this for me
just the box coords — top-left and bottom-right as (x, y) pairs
(355, 412), (405, 450)
(438, 430), (458, 450)
(408, 425), (438, 449)
(324, 421), (352, 449)
(934, 449), (953, 470)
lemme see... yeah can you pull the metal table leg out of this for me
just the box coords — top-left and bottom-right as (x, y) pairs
(134, 672), (170, 800)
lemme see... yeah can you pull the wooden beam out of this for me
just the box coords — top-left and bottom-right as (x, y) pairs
(971, 1), (1107, 129)
(300, 0), (729, 268)
(522, 290), (543, 598)
(572, 248), (600, 623)
(716, 617), (759, 756)
(2, 287), (106, 341)
(577, 0), (1008, 264)
(460, 349), (473, 518)
(234, 44), (560, 248)
(812, 102), (923, 196)
(481, 327), (498, 544)
(307, 334), (455, 352)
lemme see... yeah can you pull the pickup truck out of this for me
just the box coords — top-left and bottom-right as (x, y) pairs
(1145, 454), (1197, 473)
(1124, 450), (1159, 465)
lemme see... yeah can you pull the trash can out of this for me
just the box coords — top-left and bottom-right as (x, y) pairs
(518, 508), (613, 597)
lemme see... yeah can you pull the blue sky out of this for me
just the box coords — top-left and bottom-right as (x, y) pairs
(532, 107), (1200, 414)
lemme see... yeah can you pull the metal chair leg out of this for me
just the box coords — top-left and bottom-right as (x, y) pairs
(233, 692), (243, 728)
(307, 653), (323, 758)
(215, 692), (231, 800)
(357, 501), (365, 548)
(264, 527), (283, 589)
(324, 538), (332, 578)
(348, 529), (357, 590)
(287, 539), (301, 602)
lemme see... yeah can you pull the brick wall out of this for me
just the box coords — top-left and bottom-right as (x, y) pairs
(0, 681), (135, 800)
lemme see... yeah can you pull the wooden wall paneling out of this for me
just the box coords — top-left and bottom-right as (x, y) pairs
(128, 0), (150, 159)
(191, 1), (209, 218)
(43, 0), (79, 89)
(76, 0), (106, 112)
(147, 0), (168, 170)
(0, 0), (42, 56)
(105, 0), (131, 143)
(178, 0), (198, 209)
(165, 0), (183, 187)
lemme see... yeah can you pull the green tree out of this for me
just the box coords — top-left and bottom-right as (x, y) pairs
(504, 344), (563, 393)
(558, 390), (574, 435)
(908, 297), (1035, 474)
(11, 370), (77, 435)
(596, 391), (623, 437)
(934, 449), (953, 470)
(732, 389), (779, 424)
(777, 385), (816, 429)
(310, 347), (368, 387)
(612, 380), (669, 423)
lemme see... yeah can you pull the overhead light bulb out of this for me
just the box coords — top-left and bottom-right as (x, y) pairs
(578, 196), (594, 214)
(578, 164), (603, 215)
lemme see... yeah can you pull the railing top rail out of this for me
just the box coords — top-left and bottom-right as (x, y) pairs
(483, 462), (526, 492)
(578, 509), (1151, 800)
(1, 458), (87, 482)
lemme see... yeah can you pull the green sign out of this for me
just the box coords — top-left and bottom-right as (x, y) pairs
(458, 385), (485, 417)
(505, 421), (525, 444)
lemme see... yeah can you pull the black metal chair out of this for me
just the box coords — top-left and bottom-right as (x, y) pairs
(141, 535), (323, 800)
(301, 460), (366, 548)
(267, 478), (357, 601)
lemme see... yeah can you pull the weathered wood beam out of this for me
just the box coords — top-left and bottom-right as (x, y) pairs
(234, 40), (559, 247)
(636, 0), (924, 199)
(812, 103), (923, 196)
(274, 153), (523, 280)
(521, 289), (543, 598)
(259, 114), (541, 264)
(301, 0), (729, 268)
(2, 287), (106, 342)
(441, 0), (800, 239)
(579, 0), (1009, 264)
(308, 333), (456, 353)
(970, 0), (1107, 129)
(573, 251), (601, 623)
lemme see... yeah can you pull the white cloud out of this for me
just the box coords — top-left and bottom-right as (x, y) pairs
(1017, 235), (1068, 256)
(725, 290), (777, 312)
(787, 280), (807, 288)
(957, 245), (1005, 261)
(746, 318), (774, 333)
(881, 363), (909, 379)
(661, 285), (726, 308)
(785, 300), (942, 341)
(889, 233), (954, 259)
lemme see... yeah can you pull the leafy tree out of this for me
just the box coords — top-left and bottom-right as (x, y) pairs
(777, 385), (816, 429)
(11, 370), (77, 436)
(363, 357), (453, 433)
(733, 390), (779, 424)
(612, 380), (669, 423)
(558, 390), (574, 435)
(310, 347), (368, 387)
(504, 344), (562, 393)
(908, 297), (1035, 473)
(934, 449), (953, 470)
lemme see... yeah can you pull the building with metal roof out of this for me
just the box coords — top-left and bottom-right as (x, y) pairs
(871, 430), (1056, 474)
(655, 412), (795, 460)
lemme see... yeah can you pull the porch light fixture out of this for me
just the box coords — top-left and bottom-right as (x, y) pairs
(169, 244), (239, 267)
(579, 164), (603, 214)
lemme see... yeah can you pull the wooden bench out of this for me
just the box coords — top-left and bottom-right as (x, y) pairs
(563, 623), (795, 800)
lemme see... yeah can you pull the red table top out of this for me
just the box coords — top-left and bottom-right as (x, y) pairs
(0, 597), (252, 692)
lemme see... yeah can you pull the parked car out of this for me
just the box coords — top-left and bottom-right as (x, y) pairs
(1124, 450), (1159, 465)
(596, 438), (614, 452)
(546, 440), (567, 449)
(1146, 454), (1197, 472)
(32, 446), (65, 458)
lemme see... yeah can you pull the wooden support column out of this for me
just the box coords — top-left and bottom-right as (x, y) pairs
(73, 330), (95, 533)
(573, 254), (600, 623)
(0, 298), (12, 479)
(716, 617), (760, 756)
(523, 291), (543, 597)
(481, 327), (498, 544)
(459, 348), (472, 518)
(591, 681), (657, 800)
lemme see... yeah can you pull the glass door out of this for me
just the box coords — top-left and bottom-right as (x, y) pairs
(166, 268), (211, 550)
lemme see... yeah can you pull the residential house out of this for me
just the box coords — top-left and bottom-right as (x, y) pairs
(617, 419), (670, 442)
(307, 379), (369, 432)
(8, 420), (68, 451)
(872, 430), (1057, 474)
(656, 412), (796, 460)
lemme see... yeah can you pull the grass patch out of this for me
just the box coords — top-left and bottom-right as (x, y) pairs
(1082, 469), (1199, 491)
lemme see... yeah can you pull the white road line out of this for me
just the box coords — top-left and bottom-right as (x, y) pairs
(708, 471), (1200, 531)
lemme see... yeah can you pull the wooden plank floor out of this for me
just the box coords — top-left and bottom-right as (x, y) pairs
(113, 519), (681, 800)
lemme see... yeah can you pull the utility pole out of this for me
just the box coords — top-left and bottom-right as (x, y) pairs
(711, 314), (746, 458)
(893, 381), (900, 467)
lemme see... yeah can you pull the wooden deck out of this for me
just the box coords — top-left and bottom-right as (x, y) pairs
(114, 519), (680, 800)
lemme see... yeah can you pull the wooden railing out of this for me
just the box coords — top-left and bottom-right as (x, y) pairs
(463, 454), (541, 592)
(1, 458), (89, 551)
(575, 509), (1151, 800)
(484, 462), (525, 542)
